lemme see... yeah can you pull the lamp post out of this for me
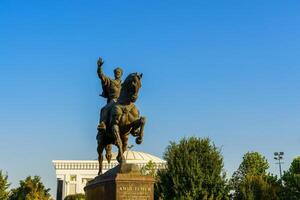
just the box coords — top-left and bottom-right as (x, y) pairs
(274, 152), (284, 179)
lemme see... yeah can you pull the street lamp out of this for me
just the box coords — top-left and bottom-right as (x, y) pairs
(274, 152), (284, 179)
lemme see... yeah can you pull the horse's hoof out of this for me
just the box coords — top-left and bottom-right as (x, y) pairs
(136, 137), (143, 144)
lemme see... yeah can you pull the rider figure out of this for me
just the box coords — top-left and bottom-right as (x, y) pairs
(97, 57), (123, 134)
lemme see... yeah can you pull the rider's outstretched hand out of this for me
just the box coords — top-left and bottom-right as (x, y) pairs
(97, 57), (104, 67)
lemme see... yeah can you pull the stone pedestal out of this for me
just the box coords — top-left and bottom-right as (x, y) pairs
(84, 164), (154, 200)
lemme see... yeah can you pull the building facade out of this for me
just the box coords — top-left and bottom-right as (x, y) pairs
(52, 151), (166, 200)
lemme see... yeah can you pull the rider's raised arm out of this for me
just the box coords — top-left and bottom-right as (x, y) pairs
(97, 57), (109, 82)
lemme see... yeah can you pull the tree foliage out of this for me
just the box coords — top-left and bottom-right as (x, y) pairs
(231, 152), (269, 182)
(64, 193), (85, 200)
(230, 152), (268, 192)
(230, 152), (281, 200)
(281, 156), (300, 200)
(141, 160), (157, 177)
(234, 174), (281, 200)
(156, 137), (229, 200)
(0, 170), (10, 200)
(9, 176), (52, 200)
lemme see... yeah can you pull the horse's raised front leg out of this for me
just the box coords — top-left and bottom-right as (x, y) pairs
(112, 124), (125, 164)
(130, 116), (146, 144)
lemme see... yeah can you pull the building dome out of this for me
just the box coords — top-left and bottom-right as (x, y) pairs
(109, 150), (166, 164)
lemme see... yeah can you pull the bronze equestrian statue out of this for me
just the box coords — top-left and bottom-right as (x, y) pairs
(96, 57), (146, 175)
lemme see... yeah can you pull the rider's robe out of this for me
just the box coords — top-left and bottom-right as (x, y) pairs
(97, 67), (122, 130)
(97, 67), (121, 103)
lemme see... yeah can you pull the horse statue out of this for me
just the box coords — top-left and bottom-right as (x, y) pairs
(96, 72), (146, 175)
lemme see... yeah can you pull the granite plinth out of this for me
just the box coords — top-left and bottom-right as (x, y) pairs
(84, 164), (154, 200)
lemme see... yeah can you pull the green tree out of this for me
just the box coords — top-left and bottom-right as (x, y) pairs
(230, 152), (281, 200)
(141, 160), (157, 177)
(64, 193), (85, 200)
(9, 176), (52, 200)
(231, 152), (269, 186)
(156, 137), (229, 200)
(0, 170), (10, 200)
(234, 174), (281, 200)
(281, 156), (300, 200)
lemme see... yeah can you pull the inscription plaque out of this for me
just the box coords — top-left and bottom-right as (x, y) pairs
(117, 182), (153, 200)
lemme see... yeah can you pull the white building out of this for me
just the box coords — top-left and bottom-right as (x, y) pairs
(52, 150), (166, 200)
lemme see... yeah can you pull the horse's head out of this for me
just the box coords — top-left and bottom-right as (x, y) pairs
(120, 73), (143, 103)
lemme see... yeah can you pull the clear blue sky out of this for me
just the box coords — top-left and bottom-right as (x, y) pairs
(1, 0), (299, 197)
